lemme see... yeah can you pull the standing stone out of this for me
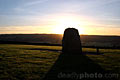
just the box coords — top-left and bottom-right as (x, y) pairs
(62, 28), (82, 54)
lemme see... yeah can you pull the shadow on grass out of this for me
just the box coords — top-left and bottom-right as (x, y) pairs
(43, 53), (118, 80)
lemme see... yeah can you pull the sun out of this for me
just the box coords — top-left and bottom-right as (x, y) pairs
(53, 26), (84, 34)
(52, 17), (84, 34)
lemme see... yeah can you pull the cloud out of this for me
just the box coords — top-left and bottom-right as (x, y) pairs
(14, 7), (25, 12)
(24, 0), (49, 7)
(13, 0), (49, 13)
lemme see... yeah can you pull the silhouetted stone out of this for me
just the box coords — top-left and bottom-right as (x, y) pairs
(62, 28), (82, 54)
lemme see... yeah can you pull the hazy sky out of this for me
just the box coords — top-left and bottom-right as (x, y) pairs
(0, 0), (120, 35)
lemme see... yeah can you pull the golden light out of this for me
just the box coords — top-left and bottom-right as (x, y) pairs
(53, 26), (84, 34)
(52, 17), (85, 34)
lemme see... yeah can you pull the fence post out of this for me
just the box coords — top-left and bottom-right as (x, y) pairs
(96, 48), (99, 53)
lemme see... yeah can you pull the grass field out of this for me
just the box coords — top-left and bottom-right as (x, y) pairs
(0, 44), (120, 80)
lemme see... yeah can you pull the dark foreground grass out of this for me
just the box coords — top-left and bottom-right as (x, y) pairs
(0, 44), (120, 80)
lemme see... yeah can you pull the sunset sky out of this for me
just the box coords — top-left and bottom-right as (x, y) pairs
(0, 0), (120, 35)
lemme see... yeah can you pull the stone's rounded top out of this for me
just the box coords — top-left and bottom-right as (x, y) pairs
(65, 28), (78, 30)
(63, 28), (80, 38)
(64, 28), (79, 33)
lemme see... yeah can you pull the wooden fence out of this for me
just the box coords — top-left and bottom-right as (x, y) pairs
(0, 41), (120, 53)
(82, 46), (120, 53)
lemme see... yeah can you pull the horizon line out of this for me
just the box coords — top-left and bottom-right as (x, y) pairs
(0, 33), (120, 36)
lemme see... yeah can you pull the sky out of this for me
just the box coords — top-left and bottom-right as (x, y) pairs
(0, 0), (120, 35)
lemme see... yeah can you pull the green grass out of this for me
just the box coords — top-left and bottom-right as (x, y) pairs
(0, 44), (120, 80)
(0, 44), (60, 80)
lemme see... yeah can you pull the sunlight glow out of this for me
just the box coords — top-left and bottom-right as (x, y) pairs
(53, 26), (84, 34)
(52, 17), (85, 34)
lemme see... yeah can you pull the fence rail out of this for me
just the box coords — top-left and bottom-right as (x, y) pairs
(82, 46), (120, 53)
(0, 41), (120, 53)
